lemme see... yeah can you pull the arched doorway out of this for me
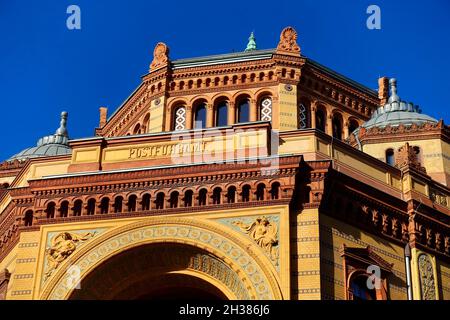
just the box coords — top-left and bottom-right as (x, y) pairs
(40, 218), (282, 300)
(69, 243), (233, 300)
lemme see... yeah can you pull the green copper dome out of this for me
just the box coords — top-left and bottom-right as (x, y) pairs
(8, 112), (72, 161)
(361, 78), (437, 130)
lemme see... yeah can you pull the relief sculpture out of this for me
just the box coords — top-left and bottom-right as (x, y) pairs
(44, 231), (96, 281)
(233, 216), (279, 264)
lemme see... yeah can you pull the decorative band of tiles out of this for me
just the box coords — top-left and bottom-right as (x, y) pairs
(11, 290), (32, 296)
(14, 274), (34, 280)
(292, 270), (320, 276)
(16, 258), (36, 263)
(321, 258), (343, 270)
(18, 242), (39, 248)
(291, 237), (320, 243)
(321, 275), (344, 287)
(292, 253), (320, 259)
(321, 226), (405, 263)
(291, 220), (319, 227)
(294, 288), (321, 294)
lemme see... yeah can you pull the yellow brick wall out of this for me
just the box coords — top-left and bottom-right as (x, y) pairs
(362, 138), (448, 186)
(436, 258), (450, 299)
(291, 208), (321, 299)
(7, 231), (40, 300)
(319, 214), (407, 300)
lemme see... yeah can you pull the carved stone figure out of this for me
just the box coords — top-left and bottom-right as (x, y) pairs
(44, 231), (96, 281)
(233, 216), (279, 263)
(418, 254), (436, 300)
(276, 27), (301, 55)
(150, 42), (169, 71)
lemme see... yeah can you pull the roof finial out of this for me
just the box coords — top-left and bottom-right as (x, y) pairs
(388, 78), (400, 103)
(245, 32), (257, 52)
(55, 111), (69, 137)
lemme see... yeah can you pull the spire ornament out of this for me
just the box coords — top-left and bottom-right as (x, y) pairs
(55, 111), (69, 137)
(245, 32), (257, 52)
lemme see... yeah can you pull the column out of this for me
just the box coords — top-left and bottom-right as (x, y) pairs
(185, 106), (193, 130)
(344, 121), (350, 139)
(250, 98), (258, 122)
(311, 103), (317, 129)
(228, 102), (236, 125)
(326, 114), (333, 136)
(206, 103), (214, 128)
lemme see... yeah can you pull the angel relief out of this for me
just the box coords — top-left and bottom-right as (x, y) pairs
(43, 231), (96, 281)
(232, 216), (279, 264)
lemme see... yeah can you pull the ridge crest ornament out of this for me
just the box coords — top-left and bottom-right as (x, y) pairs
(276, 26), (301, 56)
(150, 42), (169, 71)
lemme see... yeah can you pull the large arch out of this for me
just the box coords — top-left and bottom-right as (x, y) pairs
(40, 217), (283, 300)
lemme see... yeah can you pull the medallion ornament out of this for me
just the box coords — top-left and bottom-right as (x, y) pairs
(276, 27), (301, 56)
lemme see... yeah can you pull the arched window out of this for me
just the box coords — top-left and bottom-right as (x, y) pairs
(348, 119), (359, 134)
(198, 189), (207, 206)
(141, 113), (150, 133)
(169, 191), (179, 208)
(298, 103), (308, 129)
(184, 190), (193, 207)
(128, 195), (137, 212)
(155, 192), (165, 210)
(212, 187), (222, 205)
(270, 182), (281, 200)
(46, 202), (56, 219)
(227, 186), (236, 204)
(385, 149), (395, 166)
(24, 210), (33, 227)
(194, 103), (207, 129)
(256, 183), (266, 201)
(114, 196), (123, 213)
(237, 99), (250, 123)
(73, 200), (83, 216)
(259, 97), (272, 122)
(316, 109), (326, 132)
(332, 113), (343, 140)
(133, 123), (141, 135)
(100, 198), (109, 214)
(59, 201), (69, 218)
(242, 185), (251, 202)
(413, 146), (422, 164)
(349, 275), (377, 300)
(215, 101), (228, 127)
(174, 106), (186, 131)
(142, 194), (151, 211)
(86, 199), (96, 215)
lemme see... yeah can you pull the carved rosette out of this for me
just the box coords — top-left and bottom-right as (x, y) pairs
(149, 42), (170, 71)
(276, 27), (301, 56)
(418, 254), (436, 300)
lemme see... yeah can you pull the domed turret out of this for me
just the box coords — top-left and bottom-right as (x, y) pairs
(361, 78), (437, 130)
(8, 112), (72, 161)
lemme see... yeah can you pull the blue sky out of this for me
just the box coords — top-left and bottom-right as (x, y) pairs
(0, 0), (449, 161)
